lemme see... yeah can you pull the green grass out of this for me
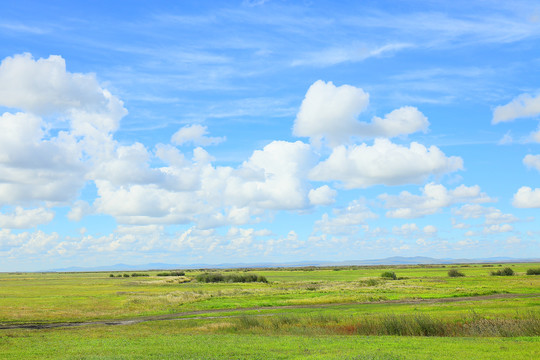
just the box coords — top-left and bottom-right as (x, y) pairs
(0, 321), (538, 359)
(1, 263), (539, 358)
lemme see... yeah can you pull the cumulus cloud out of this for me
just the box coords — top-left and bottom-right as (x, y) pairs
(380, 183), (493, 218)
(293, 81), (429, 146)
(0, 207), (54, 228)
(423, 225), (438, 235)
(513, 186), (540, 208)
(453, 204), (518, 224)
(310, 139), (463, 188)
(483, 224), (513, 234)
(0, 53), (106, 115)
(392, 223), (420, 236)
(314, 199), (377, 235)
(293, 80), (369, 146)
(91, 140), (317, 226)
(308, 185), (337, 206)
(492, 93), (540, 124)
(171, 124), (225, 146)
(0, 53), (126, 137)
(0, 112), (86, 205)
(523, 154), (540, 171)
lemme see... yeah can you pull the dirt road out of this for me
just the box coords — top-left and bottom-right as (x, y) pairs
(1, 292), (537, 330)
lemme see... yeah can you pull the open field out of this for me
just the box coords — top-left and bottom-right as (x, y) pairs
(1, 263), (539, 359)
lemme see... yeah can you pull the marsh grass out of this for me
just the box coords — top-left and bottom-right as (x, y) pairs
(228, 311), (540, 337)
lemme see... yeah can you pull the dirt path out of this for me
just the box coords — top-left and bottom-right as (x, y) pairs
(1, 292), (538, 330)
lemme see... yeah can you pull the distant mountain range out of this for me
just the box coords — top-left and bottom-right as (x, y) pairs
(46, 256), (540, 272)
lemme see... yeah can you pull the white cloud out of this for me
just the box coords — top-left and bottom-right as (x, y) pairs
(293, 81), (429, 147)
(483, 224), (514, 234)
(0, 53), (106, 115)
(523, 154), (540, 171)
(380, 183), (493, 219)
(453, 204), (518, 225)
(392, 223), (420, 236)
(310, 139), (463, 189)
(423, 225), (438, 235)
(0, 112), (87, 205)
(171, 124), (225, 146)
(0, 207), (54, 229)
(67, 201), (92, 221)
(513, 186), (540, 208)
(91, 140), (317, 226)
(292, 43), (412, 67)
(293, 80), (369, 146)
(308, 185), (337, 206)
(0, 229), (58, 254)
(492, 93), (540, 124)
(314, 199), (377, 235)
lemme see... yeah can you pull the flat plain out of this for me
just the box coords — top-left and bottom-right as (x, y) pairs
(1, 263), (539, 359)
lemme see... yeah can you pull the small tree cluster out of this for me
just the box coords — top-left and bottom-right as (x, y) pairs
(381, 271), (397, 280)
(447, 269), (465, 277)
(196, 272), (268, 283)
(157, 271), (185, 276)
(491, 267), (514, 276)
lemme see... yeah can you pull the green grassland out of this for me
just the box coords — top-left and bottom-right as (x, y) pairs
(1, 263), (539, 359)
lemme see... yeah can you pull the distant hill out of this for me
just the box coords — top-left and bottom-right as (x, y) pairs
(45, 256), (540, 272)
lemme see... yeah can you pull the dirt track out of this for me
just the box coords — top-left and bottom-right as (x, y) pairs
(1, 292), (538, 330)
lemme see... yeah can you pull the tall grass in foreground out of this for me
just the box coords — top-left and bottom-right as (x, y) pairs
(230, 311), (540, 337)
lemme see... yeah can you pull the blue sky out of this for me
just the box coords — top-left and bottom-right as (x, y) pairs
(1, 0), (540, 271)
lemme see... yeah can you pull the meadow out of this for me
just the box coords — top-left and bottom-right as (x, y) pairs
(0, 263), (539, 359)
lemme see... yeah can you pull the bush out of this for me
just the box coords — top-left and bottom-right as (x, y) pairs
(123, 273), (130, 277)
(131, 273), (149, 277)
(157, 271), (185, 276)
(491, 267), (514, 276)
(448, 269), (465, 277)
(526, 268), (540, 275)
(381, 271), (397, 280)
(109, 274), (115, 277)
(196, 272), (268, 283)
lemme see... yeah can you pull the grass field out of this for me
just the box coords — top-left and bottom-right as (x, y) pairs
(1, 263), (539, 358)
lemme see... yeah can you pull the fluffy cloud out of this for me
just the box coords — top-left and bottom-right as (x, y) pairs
(92, 140), (317, 226)
(0, 53), (126, 136)
(512, 186), (540, 208)
(492, 93), (540, 124)
(453, 204), (518, 224)
(0, 112), (86, 205)
(0, 207), (54, 228)
(380, 183), (493, 218)
(483, 224), (513, 234)
(523, 154), (540, 171)
(308, 185), (337, 206)
(293, 80), (369, 146)
(171, 124), (225, 146)
(310, 139), (463, 188)
(423, 225), (438, 235)
(293, 80), (429, 146)
(0, 53), (106, 115)
(314, 199), (377, 235)
(392, 223), (420, 236)
(0, 54), (128, 210)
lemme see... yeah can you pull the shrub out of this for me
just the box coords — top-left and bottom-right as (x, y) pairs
(526, 268), (540, 275)
(157, 271), (185, 276)
(491, 267), (514, 276)
(381, 271), (397, 280)
(196, 272), (267, 283)
(123, 273), (130, 277)
(109, 274), (115, 277)
(448, 269), (465, 277)
(131, 273), (149, 277)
